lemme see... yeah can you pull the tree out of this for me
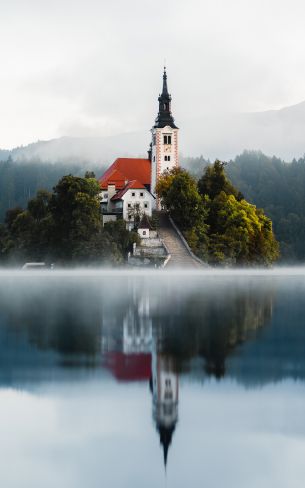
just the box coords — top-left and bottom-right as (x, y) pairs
(27, 190), (51, 222)
(156, 162), (279, 266)
(156, 168), (208, 230)
(104, 219), (140, 255)
(198, 159), (242, 200)
(156, 168), (209, 259)
(0, 173), (137, 266)
(48, 175), (102, 261)
(127, 202), (143, 229)
(206, 192), (279, 265)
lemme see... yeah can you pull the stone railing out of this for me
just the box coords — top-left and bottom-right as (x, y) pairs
(168, 215), (207, 267)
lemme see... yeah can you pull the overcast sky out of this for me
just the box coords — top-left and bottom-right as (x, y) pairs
(2, 0), (305, 149)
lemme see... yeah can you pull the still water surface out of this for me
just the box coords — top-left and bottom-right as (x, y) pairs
(0, 269), (305, 487)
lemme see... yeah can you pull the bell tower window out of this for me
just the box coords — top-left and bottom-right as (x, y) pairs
(163, 135), (172, 145)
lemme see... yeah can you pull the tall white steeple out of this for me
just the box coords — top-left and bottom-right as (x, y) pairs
(150, 67), (179, 207)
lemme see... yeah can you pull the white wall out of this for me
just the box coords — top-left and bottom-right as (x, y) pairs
(151, 125), (179, 206)
(122, 188), (153, 221)
(138, 228), (150, 238)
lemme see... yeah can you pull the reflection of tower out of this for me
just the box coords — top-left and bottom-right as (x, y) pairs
(123, 294), (152, 354)
(102, 289), (153, 381)
(150, 342), (179, 468)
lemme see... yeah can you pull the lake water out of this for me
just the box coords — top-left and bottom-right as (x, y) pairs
(1, 269), (305, 487)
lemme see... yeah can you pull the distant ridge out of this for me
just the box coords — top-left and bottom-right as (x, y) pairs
(0, 132), (149, 165)
(2, 100), (305, 162)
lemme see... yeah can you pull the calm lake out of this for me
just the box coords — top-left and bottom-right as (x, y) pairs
(1, 269), (305, 487)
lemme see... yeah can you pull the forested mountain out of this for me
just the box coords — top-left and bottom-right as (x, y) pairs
(226, 151), (305, 261)
(0, 159), (106, 222)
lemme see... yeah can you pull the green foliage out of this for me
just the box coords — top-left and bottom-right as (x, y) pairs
(156, 162), (279, 266)
(206, 192), (279, 265)
(156, 168), (209, 259)
(156, 168), (208, 230)
(104, 219), (140, 255)
(198, 159), (242, 200)
(184, 150), (305, 262)
(0, 174), (136, 266)
(225, 150), (305, 262)
(48, 175), (102, 260)
(0, 158), (105, 223)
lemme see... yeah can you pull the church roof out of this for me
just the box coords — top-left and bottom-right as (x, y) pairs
(111, 180), (146, 201)
(104, 352), (152, 381)
(99, 158), (151, 190)
(138, 213), (153, 229)
(154, 68), (178, 129)
(99, 168), (127, 191)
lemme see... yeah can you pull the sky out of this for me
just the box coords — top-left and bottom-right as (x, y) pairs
(2, 0), (305, 153)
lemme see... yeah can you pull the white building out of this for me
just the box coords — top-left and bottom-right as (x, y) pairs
(98, 67), (179, 220)
(99, 158), (154, 227)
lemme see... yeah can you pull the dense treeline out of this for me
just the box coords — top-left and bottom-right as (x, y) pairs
(227, 151), (305, 261)
(183, 151), (305, 262)
(1, 150), (305, 261)
(0, 173), (138, 266)
(0, 158), (105, 222)
(156, 161), (279, 266)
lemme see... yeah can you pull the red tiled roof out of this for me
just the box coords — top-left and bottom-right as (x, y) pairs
(111, 179), (146, 201)
(101, 168), (127, 189)
(104, 352), (152, 382)
(99, 158), (151, 190)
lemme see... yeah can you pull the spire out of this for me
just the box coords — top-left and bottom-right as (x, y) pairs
(162, 66), (169, 97)
(154, 67), (178, 129)
(158, 423), (176, 469)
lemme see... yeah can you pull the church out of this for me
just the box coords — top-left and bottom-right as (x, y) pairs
(99, 68), (179, 226)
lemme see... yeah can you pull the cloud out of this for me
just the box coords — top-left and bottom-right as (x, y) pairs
(1, 0), (305, 150)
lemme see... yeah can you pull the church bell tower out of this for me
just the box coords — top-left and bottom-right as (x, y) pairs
(150, 68), (179, 206)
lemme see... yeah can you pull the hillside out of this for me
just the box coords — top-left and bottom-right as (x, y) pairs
(2, 100), (305, 162)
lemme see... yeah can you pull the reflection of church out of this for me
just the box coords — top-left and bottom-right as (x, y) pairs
(150, 346), (178, 468)
(101, 288), (179, 468)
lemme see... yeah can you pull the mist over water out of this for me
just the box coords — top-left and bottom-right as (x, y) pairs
(1, 268), (305, 487)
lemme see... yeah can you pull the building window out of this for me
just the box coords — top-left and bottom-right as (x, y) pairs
(144, 203), (148, 209)
(164, 155), (171, 162)
(143, 231), (146, 236)
(153, 156), (155, 162)
(131, 192), (135, 197)
(140, 192), (144, 197)
(163, 135), (172, 145)
(128, 203), (131, 208)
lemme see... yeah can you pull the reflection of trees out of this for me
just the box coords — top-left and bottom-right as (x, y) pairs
(0, 277), (274, 377)
(153, 283), (274, 379)
(0, 283), (104, 360)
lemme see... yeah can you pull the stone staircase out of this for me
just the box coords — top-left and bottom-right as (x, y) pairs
(157, 212), (202, 268)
